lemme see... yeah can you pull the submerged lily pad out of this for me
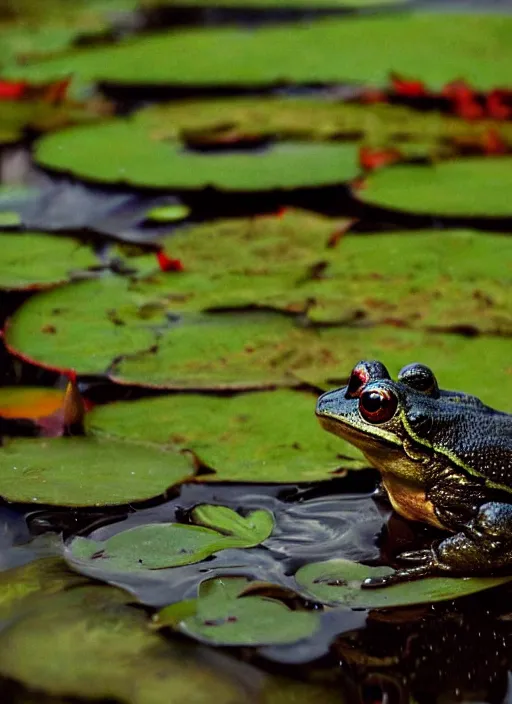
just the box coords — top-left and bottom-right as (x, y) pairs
(157, 576), (319, 647)
(0, 436), (194, 506)
(36, 122), (359, 190)
(359, 158), (512, 217)
(0, 557), (87, 620)
(69, 506), (274, 571)
(0, 232), (98, 290)
(7, 14), (512, 91)
(87, 390), (365, 482)
(295, 558), (512, 608)
(0, 586), (251, 703)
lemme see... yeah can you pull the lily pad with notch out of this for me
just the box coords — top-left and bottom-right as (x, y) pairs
(35, 122), (360, 190)
(155, 576), (319, 647)
(87, 389), (366, 483)
(68, 505), (274, 571)
(295, 558), (512, 608)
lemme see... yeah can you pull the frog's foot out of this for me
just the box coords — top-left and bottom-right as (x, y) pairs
(361, 562), (440, 589)
(396, 548), (433, 564)
(372, 481), (389, 502)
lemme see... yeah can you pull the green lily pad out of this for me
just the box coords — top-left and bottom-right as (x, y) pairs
(69, 506), (274, 570)
(0, 436), (194, 506)
(152, 0), (408, 6)
(8, 14), (512, 91)
(36, 122), (359, 190)
(136, 97), (512, 151)
(0, 557), (87, 621)
(7, 276), (512, 403)
(0, 212), (21, 226)
(0, 232), (97, 290)
(291, 230), (512, 333)
(0, 586), (251, 703)
(359, 158), (512, 217)
(87, 390), (365, 482)
(158, 576), (319, 647)
(295, 558), (512, 608)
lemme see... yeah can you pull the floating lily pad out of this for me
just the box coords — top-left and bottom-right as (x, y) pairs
(69, 506), (274, 571)
(157, 576), (319, 647)
(359, 158), (512, 217)
(292, 230), (512, 333)
(0, 436), (194, 506)
(136, 97), (512, 151)
(295, 558), (512, 608)
(0, 586), (250, 703)
(0, 386), (65, 420)
(87, 390), (365, 482)
(7, 278), (512, 403)
(36, 122), (359, 190)
(0, 232), (98, 290)
(8, 14), (512, 91)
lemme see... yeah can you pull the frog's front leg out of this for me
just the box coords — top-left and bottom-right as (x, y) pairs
(362, 501), (512, 589)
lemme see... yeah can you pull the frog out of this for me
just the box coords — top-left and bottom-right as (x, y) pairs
(315, 360), (512, 588)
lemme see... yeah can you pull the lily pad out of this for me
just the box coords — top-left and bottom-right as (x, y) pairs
(359, 158), (512, 217)
(157, 576), (319, 647)
(7, 14), (512, 91)
(136, 97), (512, 151)
(0, 232), (98, 290)
(0, 586), (251, 703)
(0, 436), (194, 506)
(7, 277), (512, 403)
(0, 557), (87, 621)
(87, 390), (365, 482)
(36, 122), (359, 190)
(295, 558), (512, 608)
(69, 506), (274, 570)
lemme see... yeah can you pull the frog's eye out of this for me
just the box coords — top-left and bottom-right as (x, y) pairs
(398, 363), (439, 398)
(359, 388), (398, 424)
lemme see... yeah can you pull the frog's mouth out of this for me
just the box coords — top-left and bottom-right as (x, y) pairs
(316, 412), (401, 453)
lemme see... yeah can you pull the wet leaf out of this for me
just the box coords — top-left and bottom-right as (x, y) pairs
(8, 14), (512, 91)
(0, 557), (87, 620)
(68, 506), (274, 570)
(0, 436), (194, 506)
(0, 232), (97, 290)
(146, 204), (191, 222)
(359, 158), (512, 217)
(36, 122), (359, 190)
(87, 390), (365, 482)
(156, 576), (319, 647)
(0, 586), (251, 703)
(295, 558), (512, 608)
(0, 387), (65, 420)
(0, 211), (21, 226)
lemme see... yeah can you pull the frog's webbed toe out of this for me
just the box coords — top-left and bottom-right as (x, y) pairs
(361, 563), (439, 589)
(397, 548), (433, 564)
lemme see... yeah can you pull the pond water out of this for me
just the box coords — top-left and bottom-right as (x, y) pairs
(0, 0), (512, 702)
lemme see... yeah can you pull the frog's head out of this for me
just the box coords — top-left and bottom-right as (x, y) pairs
(316, 360), (442, 478)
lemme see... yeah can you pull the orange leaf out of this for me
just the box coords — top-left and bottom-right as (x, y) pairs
(359, 145), (402, 171)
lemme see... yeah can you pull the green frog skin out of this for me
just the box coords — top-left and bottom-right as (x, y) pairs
(315, 361), (512, 588)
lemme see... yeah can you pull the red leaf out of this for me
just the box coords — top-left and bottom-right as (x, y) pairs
(389, 72), (427, 98)
(0, 79), (27, 100)
(454, 97), (485, 120)
(359, 146), (402, 171)
(482, 128), (508, 155)
(486, 90), (512, 120)
(156, 250), (184, 272)
(442, 79), (475, 102)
